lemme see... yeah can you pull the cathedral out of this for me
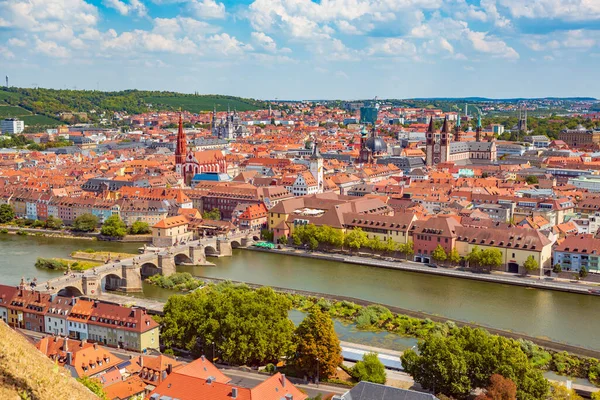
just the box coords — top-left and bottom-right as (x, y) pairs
(358, 125), (388, 164)
(211, 106), (249, 140)
(175, 114), (227, 185)
(425, 115), (497, 167)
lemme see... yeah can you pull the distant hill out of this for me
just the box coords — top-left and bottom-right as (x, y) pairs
(405, 97), (598, 102)
(0, 87), (266, 126)
(0, 321), (99, 399)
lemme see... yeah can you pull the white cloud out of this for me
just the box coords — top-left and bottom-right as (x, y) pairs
(188, 0), (226, 19)
(251, 31), (277, 53)
(7, 38), (26, 47)
(480, 0), (511, 28)
(499, 0), (600, 21)
(465, 30), (519, 59)
(422, 37), (455, 54)
(102, 30), (197, 54)
(205, 33), (252, 55)
(103, 0), (147, 18)
(0, 0), (98, 33)
(524, 30), (598, 51)
(368, 38), (418, 57)
(0, 46), (15, 59)
(152, 16), (220, 37)
(34, 37), (70, 58)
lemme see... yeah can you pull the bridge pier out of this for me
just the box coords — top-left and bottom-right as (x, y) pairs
(189, 245), (207, 265)
(241, 237), (254, 247)
(121, 264), (143, 292)
(82, 275), (100, 296)
(217, 239), (232, 257)
(158, 254), (176, 277)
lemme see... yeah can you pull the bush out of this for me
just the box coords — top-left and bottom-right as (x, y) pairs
(129, 221), (151, 235)
(264, 363), (276, 373)
(16, 230), (28, 236)
(35, 258), (68, 270)
(83, 248), (96, 253)
(0, 228), (7, 234)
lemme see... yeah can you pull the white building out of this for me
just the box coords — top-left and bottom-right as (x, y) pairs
(1, 118), (25, 134)
(568, 175), (600, 192)
(287, 172), (319, 197)
(45, 296), (73, 336)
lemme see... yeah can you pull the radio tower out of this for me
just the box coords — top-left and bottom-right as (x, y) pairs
(5, 76), (8, 88)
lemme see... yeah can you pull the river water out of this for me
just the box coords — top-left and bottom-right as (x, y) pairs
(2, 236), (599, 351)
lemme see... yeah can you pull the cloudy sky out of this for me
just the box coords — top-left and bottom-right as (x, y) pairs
(0, 0), (599, 99)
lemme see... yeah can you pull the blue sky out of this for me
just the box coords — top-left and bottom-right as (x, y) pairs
(0, 0), (599, 99)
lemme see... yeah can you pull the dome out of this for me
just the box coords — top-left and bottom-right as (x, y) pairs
(365, 136), (387, 153)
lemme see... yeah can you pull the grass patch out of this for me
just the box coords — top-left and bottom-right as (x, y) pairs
(70, 250), (137, 261)
(21, 114), (61, 126)
(35, 257), (100, 271)
(0, 105), (31, 118)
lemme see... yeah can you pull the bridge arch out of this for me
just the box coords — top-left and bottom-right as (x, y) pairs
(102, 273), (124, 292)
(174, 253), (193, 265)
(204, 245), (218, 256)
(230, 240), (241, 249)
(252, 235), (261, 241)
(57, 286), (84, 297)
(141, 262), (161, 279)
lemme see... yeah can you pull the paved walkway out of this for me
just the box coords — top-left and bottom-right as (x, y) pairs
(267, 247), (600, 295)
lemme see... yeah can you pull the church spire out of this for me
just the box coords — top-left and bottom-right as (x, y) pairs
(427, 116), (434, 133)
(455, 114), (462, 142)
(476, 114), (482, 142)
(441, 115), (449, 133)
(175, 112), (187, 174)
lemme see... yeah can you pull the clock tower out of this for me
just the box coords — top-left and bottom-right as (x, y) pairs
(425, 116), (451, 167)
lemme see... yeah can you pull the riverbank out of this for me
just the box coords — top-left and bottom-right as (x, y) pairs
(245, 246), (600, 296)
(0, 225), (152, 243)
(97, 277), (600, 360)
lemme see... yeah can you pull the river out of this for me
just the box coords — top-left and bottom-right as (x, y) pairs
(2, 236), (599, 351)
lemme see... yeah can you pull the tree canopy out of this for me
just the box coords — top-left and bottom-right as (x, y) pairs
(129, 220), (151, 235)
(161, 283), (295, 365)
(352, 352), (387, 384)
(294, 306), (342, 380)
(523, 256), (539, 274)
(401, 326), (549, 400)
(0, 204), (15, 223)
(475, 374), (517, 400)
(432, 245), (448, 264)
(71, 213), (99, 232)
(100, 215), (127, 238)
(202, 208), (221, 221)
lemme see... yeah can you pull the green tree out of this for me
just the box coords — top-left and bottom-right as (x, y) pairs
(525, 176), (539, 185)
(161, 283), (295, 365)
(580, 267), (588, 279)
(367, 236), (383, 252)
(399, 241), (415, 260)
(345, 228), (368, 251)
(72, 213), (99, 232)
(0, 204), (15, 223)
(129, 220), (150, 234)
(552, 263), (562, 274)
(548, 382), (583, 400)
(591, 391), (600, 400)
(431, 245), (448, 265)
(44, 215), (63, 230)
(448, 248), (461, 266)
(352, 352), (387, 384)
(294, 306), (342, 380)
(401, 326), (549, 399)
(100, 215), (127, 238)
(523, 256), (539, 275)
(292, 231), (302, 246)
(261, 229), (274, 242)
(308, 236), (319, 251)
(77, 376), (108, 400)
(384, 237), (397, 254)
(480, 249), (503, 272)
(278, 236), (288, 245)
(203, 208), (221, 220)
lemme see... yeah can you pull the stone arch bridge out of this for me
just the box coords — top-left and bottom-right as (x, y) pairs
(38, 233), (259, 297)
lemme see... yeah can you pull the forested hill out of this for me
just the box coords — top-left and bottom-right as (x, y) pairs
(0, 87), (266, 118)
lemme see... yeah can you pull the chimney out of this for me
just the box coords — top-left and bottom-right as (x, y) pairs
(232, 388), (238, 399)
(166, 363), (173, 375)
(139, 355), (143, 369)
(281, 374), (286, 387)
(81, 339), (87, 347)
(37, 291), (41, 302)
(71, 296), (77, 305)
(285, 395), (293, 400)
(93, 343), (98, 350)
(206, 376), (214, 385)
(201, 355), (205, 361)
(66, 351), (73, 365)
(64, 337), (68, 352)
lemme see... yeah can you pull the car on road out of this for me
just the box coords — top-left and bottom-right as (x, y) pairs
(425, 263), (438, 268)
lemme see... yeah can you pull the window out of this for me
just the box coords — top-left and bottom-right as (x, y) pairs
(512, 253), (515, 258)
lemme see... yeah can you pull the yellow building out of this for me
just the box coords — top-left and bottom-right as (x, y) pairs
(454, 226), (553, 274)
(343, 212), (416, 245)
(152, 215), (194, 247)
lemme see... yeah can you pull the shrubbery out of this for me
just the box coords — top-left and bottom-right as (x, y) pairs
(145, 272), (203, 291)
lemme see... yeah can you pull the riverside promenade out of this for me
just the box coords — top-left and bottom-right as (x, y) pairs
(247, 246), (600, 296)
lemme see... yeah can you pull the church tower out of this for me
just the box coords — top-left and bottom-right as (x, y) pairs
(175, 113), (186, 176)
(440, 115), (450, 164)
(476, 115), (482, 142)
(454, 114), (462, 142)
(425, 117), (435, 167)
(310, 141), (324, 193)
